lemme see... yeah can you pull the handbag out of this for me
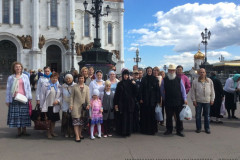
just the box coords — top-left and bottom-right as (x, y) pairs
(155, 104), (163, 121)
(28, 101), (32, 116)
(31, 104), (41, 121)
(15, 93), (28, 103)
(34, 113), (51, 130)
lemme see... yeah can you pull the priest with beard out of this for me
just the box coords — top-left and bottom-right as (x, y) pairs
(160, 64), (187, 137)
(139, 67), (161, 135)
(114, 69), (137, 136)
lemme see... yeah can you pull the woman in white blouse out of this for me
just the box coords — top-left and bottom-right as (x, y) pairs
(89, 70), (105, 98)
(40, 73), (62, 139)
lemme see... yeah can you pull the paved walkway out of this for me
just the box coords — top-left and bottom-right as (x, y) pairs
(0, 89), (240, 160)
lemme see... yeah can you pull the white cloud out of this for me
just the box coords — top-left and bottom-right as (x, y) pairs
(128, 47), (138, 51)
(159, 52), (195, 71)
(208, 51), (231, 57)
(128, 2), (240, 52)
(233, 56), (240, 60)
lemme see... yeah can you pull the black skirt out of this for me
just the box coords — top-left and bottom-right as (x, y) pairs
(47, 106), (60, 122)
(224, 91), (236, 110)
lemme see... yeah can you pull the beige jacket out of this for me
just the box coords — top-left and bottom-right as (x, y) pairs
(70, 84), (90, 118)
(191, 77), (215, 103)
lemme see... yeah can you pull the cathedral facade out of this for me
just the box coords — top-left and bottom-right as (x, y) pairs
(0, 0), (124, 75)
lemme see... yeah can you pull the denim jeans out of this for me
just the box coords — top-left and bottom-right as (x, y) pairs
(195, 103), (210, 130)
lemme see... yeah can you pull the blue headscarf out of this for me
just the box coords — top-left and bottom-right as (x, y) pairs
(232, 74), (240, 88)
(44, 72), (52, 78)
(48, 80), (58, 92)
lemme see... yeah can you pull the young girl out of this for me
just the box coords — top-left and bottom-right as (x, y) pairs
(89, 89), (103, 139)
(101, 80), (115, 138)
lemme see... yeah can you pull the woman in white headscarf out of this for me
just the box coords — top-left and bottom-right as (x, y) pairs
(108, 70), (119, 94)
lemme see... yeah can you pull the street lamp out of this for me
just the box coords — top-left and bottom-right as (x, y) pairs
(163, 65), (167, 73)
(70, 25), (75, 72)
(133, 48), (141, 67)
(83, 0), (110, 48)
(201, 28), (211, 64)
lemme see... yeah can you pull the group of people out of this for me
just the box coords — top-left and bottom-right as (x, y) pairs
(5, 61), (240, 142)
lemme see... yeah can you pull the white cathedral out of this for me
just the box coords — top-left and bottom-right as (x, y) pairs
(0, 0), (124, 75)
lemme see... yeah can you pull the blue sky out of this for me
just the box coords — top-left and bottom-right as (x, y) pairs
(123, 0), (240, 71)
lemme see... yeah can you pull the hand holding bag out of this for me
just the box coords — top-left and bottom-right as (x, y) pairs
(155, 104), (163, 121)
(34, 113), (51, 130)
(180, 105), (192, 120)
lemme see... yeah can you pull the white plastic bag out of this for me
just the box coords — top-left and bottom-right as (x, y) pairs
(220, 98), (226, 116)
(155, 104), (163, 121)
(179, 105), (192, 121)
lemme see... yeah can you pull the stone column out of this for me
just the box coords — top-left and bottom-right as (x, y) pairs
(32, 0), (39, 51)
(9, 0), (14, 26)
(29, 0), (41, 71)
(118, 4), (124, 69)
(65, 0), (75, 70)
(20, 0), (23, 27)
(47, 1), (51, 28)
(0, 1), (2, 25)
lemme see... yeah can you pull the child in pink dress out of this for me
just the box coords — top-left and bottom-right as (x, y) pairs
(89, 89), (103, 139)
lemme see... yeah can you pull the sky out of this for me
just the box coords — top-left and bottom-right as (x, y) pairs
(123, 0), (240, 71)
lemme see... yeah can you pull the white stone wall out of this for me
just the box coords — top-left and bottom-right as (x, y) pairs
(0, 0), (124, 73)
(194, 59), (204, 70)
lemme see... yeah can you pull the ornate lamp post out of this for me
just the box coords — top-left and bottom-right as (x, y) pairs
(83, 0), (110, 48)
(79, 0), (115, 74)
(70, 23), (75, 72)
(163, 65), (167, 73)
(201, 28), (211, 64)
(133, 48), (141, 67)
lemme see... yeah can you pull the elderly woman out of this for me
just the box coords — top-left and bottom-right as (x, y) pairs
(61, 74), (76, 138)
(36, 66), (52, 105)
(6, 62), (32, 137)
(108, 70), (119, 93)
(70, 74), (90, 142)
(114, 69), (137, 136)
(140, 67), (160, 135)
(223, 74), (240, 119)
(81, 67), (91, 86)
(40, 73), (62, 139)
(89, 70), (105, 98)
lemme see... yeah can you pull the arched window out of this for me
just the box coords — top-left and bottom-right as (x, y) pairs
(2, 0), (10, 24)
(84, 13), (90, 37)
(108, 23), (113, 44)
(13, 0), (21, 24)
(51, 0), (58, 27)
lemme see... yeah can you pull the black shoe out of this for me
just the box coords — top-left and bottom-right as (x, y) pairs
(164, 130), (172, 135)
(232, 116), (238, 119)
(80, 136), (84, 140)
(216, 121), (223, 124)
(205, 129), (211, 134)
(176, 132), (185, 137)
(195, 130), (201, 133)
(75, 139), (81, 142)
(210, 120), (215, 123)
(228, 116), (231, 119)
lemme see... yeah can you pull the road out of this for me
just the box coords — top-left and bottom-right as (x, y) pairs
(0, 89), (240, 160)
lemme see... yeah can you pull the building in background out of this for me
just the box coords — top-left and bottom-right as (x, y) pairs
(0, 0), (124, 77)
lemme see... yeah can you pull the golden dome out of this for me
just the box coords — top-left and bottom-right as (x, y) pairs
(194, 50), (205, 59)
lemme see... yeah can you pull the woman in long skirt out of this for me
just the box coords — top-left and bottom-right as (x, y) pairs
(6, 62), (32, 137)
